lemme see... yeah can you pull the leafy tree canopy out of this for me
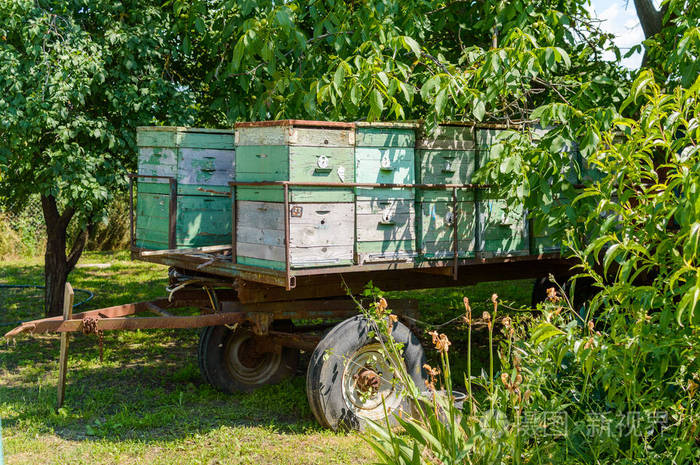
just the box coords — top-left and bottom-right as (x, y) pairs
(175, 0), (629, 129)
(0, 0), (194, 314)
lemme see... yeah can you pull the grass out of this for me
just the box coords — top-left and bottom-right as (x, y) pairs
(0, 251), (534, 464)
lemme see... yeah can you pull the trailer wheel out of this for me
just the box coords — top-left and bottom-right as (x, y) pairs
(198, 326), (215, 386)
(306, 315), (425, 431)
(198, 322), (299, 392)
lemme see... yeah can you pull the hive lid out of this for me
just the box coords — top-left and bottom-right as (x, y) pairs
(136, 126), (235, 134)
(354, 121), (421, 129)
(235, 120), (355, 129)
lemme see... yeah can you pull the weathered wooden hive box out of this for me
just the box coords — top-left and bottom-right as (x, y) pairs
(416, 124), (477, 259)
(476, 128), (529, 257)
(234, 120), (356, 269)
(135, 127), (235, 250)
(355, 122), (418, 263)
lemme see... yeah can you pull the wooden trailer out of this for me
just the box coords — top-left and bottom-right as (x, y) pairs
(5, 120), (579, 431)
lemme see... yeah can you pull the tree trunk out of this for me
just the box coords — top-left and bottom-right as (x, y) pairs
(41, 195), (88, 317)
(634, 0), (663, 39)
(633, 0), (667, 67)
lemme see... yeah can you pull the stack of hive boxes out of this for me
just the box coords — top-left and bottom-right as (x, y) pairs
(415, 124), (477, 259)
(135, 127), (235, 250)
(134, 121), (556, 266)
(476, 128), (529, 257)
(234, 121), (356, 269)
(354, 122), (418, 263)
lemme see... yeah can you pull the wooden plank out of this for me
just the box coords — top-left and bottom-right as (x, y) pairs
(236, 186), (354, 203)
(237, 226), (285, 247)
(417, 149), (476, 186)
(355, 147), (414, 184)
(137, 147), (177, 181)
(237, 201), (285, 229)
(236, 243), (354, 268)
(417, 125), (476, 150)
(137, 130), (180, 148)
(355, 187), (414, 201)
(356, 200), (416, 241)
(477, 198), (529, 255)
(355, 127), (415, 147)
(236, 201), (355, 268)
(135, 192), (232, 249)
(178, 148), (235, 185)
(176, 195), (231, 246)
(417, 200), (477, 259)
(355, 197), (415, 215)
(179, 131), (235, 149)
(288, 146), (355, 182)
(418, 201), (476, 241)
(417, 189), (474, 202)
(356, 240), (417, 263)
(354, 121), (420, 129)
(289, 127), (354, 147)
(289, 203), (355, 246)
(168, 179), (177, 249)
(57, 282), (74, 409)
(235, 120), (355, 129)
(139, 183), (233, 196)
(139, 245), (232, 257)
(420, 240), (475, 258)
(235, 126), (354, 147)
(235, 145), (290, 181)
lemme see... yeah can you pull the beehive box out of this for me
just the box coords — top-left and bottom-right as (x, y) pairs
(234, 121), (355, 269)
(476, 128), (529, 256)
(135, 127), (235, 250)
(416, 124), (477, 259)
(355, 122), (418, 263)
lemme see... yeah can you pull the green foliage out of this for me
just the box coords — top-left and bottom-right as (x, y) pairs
(364, 283), (700, 464)
(642, 0), (700, 88)
(172, 0), (626, 128)
(0, 0), (194, 226)
(0, 196), (45, 258)
(573, 73), (700, 327)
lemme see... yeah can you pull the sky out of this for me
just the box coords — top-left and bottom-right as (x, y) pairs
(588, 0), (649, 69)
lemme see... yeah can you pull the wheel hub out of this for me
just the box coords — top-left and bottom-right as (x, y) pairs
(223, 330), (283, 384)
(354, 367), (381, 394)
(341, 343), (404, 420)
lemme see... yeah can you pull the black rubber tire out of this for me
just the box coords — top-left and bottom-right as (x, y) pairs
(306, 315), (426, 431)
(199, 322), (299, 393)
(305, 326), (336, 428)
(198, 326), (215, 386)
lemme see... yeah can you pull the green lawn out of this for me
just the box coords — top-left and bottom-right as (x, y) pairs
(0, 251), (535, 464)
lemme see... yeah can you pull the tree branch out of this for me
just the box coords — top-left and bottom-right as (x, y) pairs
(67, 228), (88, 271)
(633, 0), (663, 39)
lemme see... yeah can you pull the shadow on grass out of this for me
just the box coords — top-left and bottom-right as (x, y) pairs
(1, 330), (321, 444)
(1, 251), (538, 448)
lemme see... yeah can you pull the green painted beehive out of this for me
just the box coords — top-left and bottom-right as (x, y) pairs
(355, 122), (418, 263)
(234, 121), (355, 269)
(416, 124), (477, 259)
(135, 127), (235, 250)
(476, 128), (529, 256)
